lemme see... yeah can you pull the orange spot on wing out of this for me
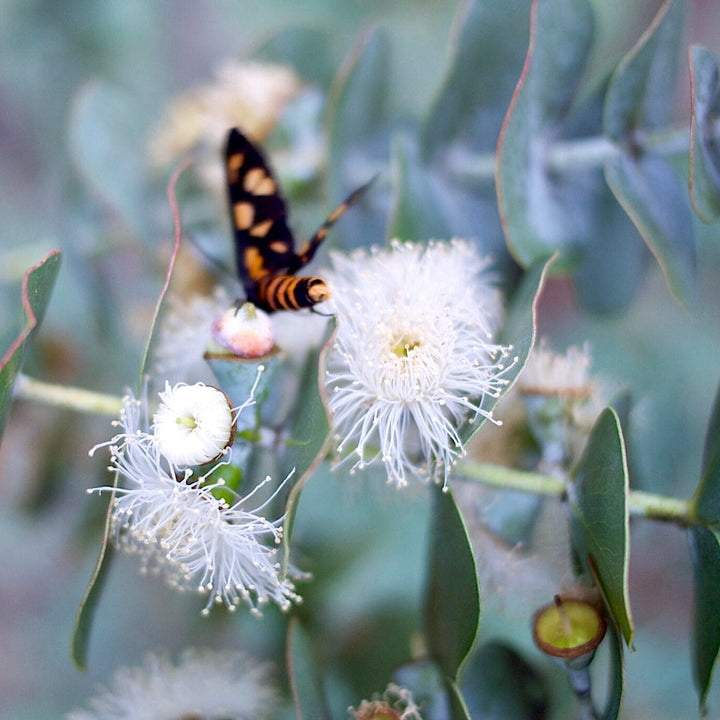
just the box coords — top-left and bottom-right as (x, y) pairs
(249, 219), (273, 237)
(243, 247), (269, 281)
(243, 167), (276, 195)
(227, 153), (245, 184)
(233, 202), (254, 230)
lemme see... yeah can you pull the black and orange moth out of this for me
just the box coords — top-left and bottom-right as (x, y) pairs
(225, 128), (373, 312)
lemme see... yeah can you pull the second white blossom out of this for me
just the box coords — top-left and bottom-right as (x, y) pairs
(324, 239), (514, 487)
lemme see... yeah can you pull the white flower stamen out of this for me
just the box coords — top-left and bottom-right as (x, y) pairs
(65, 648), (277, 720)
(324, 239), (513, 488)
(88, 377), (300, 615)
(152, 382), (234, 466)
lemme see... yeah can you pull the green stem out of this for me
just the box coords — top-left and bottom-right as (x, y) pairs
(14, 374), (123, 417)
(456, 461), (694, 525)
(449, 122), (693, 180)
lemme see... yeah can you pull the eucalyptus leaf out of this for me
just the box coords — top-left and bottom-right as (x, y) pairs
(460, 641), (548, 720)
(0, 250), (62, 443)
(688, 525), (720, 714)
(326, 26), (390, 248)
(689, 45), (720, 223)
(569, 408), (634, 647)
(252, 26), (334, 88)
(459, 255), (554, 447)
(446, 678), (472, 720)
(601, 618), (625, 720)
(573, 185), (649, 314)
(604, 145), (696, 311)
(281, 318), (336, 571)
(68, 80), (147, 238)
(420, 0), (530, 159)
(603, 0), (685, 139)
(387, 135), (457, 241)
(692, 377), (720, 526)
(423, 485), (480, 681)
(602, 0), (695, 309)
(387, 134), (513, 278)
(71, 522), (116, 670)
(287, 617), (331, 720)
(495, 0), (596, 269)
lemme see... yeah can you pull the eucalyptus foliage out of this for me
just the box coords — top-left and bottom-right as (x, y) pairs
(2, 1), (720, 719)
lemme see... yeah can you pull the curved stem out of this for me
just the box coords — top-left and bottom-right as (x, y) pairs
(14, 374), (122, 417)
(456, 460), (694, 526)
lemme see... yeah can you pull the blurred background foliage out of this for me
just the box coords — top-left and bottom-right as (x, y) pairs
(2, 0), (720, 718)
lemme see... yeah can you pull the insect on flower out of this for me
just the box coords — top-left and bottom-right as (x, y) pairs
(225, 127), (375, 312)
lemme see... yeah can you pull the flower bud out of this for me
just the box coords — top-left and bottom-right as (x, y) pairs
(212, 302), (275, 358)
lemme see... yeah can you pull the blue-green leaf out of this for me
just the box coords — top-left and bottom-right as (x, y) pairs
(461, 641), (549, 720)
(569, 408), (634, 647)
(420, 0), (530, 159)
(459, 255), (554, 446)
(603, 0), (695, 309)
(604, 152), (696, 311)
(287, 617), (331, 720)
(689, 45), (720, 223)
(0, 250), (62, 444)
(387, 135), (457, 241)
(688, 525), (720, 714)
(71, 518), (116, 670)
(693, 378), (720, 526)
(496, 0), (595, 269)
(252, 26), (334, 88)
(603, 0), (685, 139)
(423, 485), (480, 681)
(601, 617), (625, 720)
(281, 319), (336, 572)
(68, 81), (147, 238)
(326, 27), (390, 249)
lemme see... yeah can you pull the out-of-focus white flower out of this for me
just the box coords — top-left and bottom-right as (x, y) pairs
(152, 382), (234, 466)
(147, 60), (325, 197)
(151, 286), (232, 385)
(65, 648), (277, 720)
(89, 382), (300, 615)
(517, 340), (607, 470)
(148, 61), (302, 168)
(212, 302), (276, 358)
(349, 683), (424, 720)
(324, 239), (514, 488)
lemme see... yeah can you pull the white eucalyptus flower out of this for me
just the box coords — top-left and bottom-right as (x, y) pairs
(66, 648), (277, 720)
(517, 339), (608, 470)
(324, 240), (514, 487)
(152, 382), (234, 466)
(89, 382), (300, 615)
(151, 286), (232, 385)
(148, 61), (302, 168)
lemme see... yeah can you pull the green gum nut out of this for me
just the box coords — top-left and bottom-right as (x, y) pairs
(533, 595), (607, 666)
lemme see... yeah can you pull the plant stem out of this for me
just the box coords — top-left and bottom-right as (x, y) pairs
(448, 122), (694, 181)
(14, 374), (123, 417)
(456, 461), (694, 525)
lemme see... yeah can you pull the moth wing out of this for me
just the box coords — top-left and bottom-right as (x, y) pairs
(225, 129), (299, 297)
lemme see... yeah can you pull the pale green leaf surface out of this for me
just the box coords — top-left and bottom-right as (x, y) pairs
(287, 617), (331, 720)
(688, 525), (720, 714)
(569, 408), (634, 647)
(496, 0), (595, 269)
(423, 485), (480, 681)
(604, 154), (696, 310)
(0, 250), (61, 443)
(689, 45), (720, 223)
